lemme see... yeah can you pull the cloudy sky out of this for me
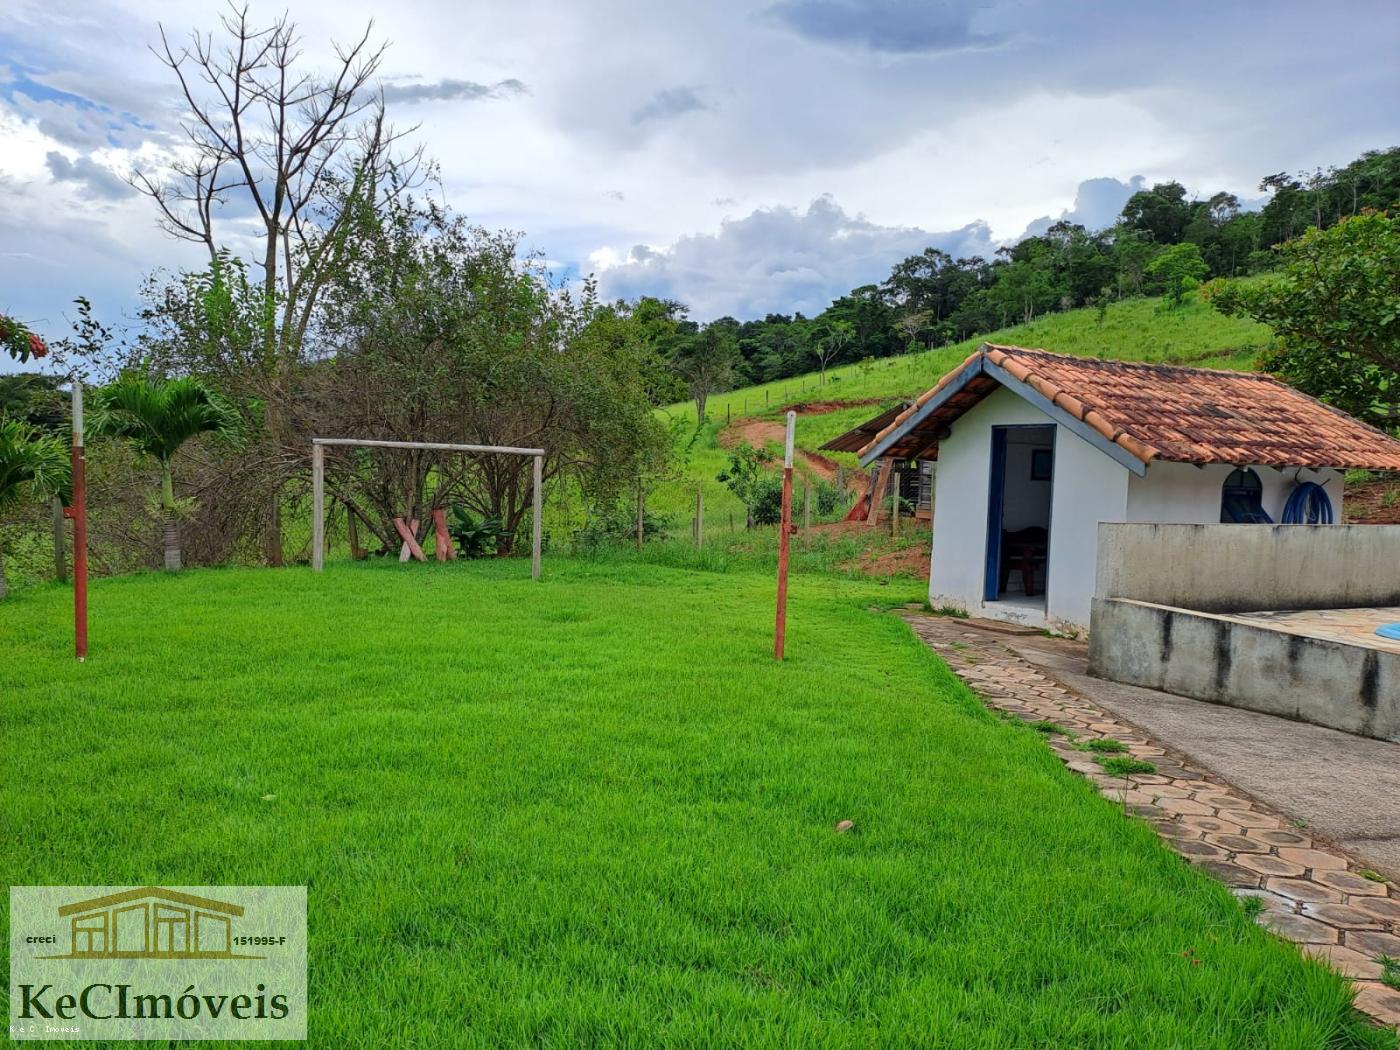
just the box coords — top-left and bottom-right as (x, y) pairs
(2, 0), (1398, 372)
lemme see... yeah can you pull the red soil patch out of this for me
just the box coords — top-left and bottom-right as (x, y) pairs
(807, 520), (930, 578)
(777, 397), (886, 415)
(856, 544), (929, 578)
(1345, 476), (1400, 524)
(718, 418), (852, 485)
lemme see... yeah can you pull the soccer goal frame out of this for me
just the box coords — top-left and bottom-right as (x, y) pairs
(310, 437), (547, 579)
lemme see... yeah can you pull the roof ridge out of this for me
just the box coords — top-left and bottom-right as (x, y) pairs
(985, 343), (1283, 382)
(858, 341), (1400, 472)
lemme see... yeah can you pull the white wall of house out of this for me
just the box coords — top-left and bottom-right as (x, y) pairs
(927, 385), (1349, 634)
(928, 387), (1130, 632)
(1045, 418), (1132, 630)
(1126, 461), (1343, 524)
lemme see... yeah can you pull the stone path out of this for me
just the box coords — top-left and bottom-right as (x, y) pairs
(902, 611), (1400, 1031)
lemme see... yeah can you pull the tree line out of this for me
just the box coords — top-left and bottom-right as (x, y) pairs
(1, 3), (1396, 587)
(650, 146), (1400, 414)
(1, 7), (672, 586)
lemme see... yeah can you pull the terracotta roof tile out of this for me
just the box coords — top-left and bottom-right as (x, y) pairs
(860, 344), (1400, 471)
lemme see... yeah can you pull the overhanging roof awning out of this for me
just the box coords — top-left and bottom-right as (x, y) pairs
(818, 402), (909, 455)
(857, 343), (1400, 475)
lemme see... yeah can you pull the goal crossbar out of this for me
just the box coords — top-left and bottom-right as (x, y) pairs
(310, 437), (545, 579)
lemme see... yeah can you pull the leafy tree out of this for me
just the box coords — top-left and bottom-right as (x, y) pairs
(823, 287), (902, 359)
(1120, 181), (1193, 244)
(0, 418), (69, 598)
(1207, 211), (1400, 426)
(988, 252), (1060, 325)
(673, 323), (740, 420)
(881, 248), (982, 341)
(313, 188), (669, 553)
(1145, 243), (1209, 306)
(0, 375), (68, 430)
(716, 443), (775, 528)
(91, 375), (242, 571)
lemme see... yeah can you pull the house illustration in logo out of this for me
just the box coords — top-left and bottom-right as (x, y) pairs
(53, 886), (253, 960)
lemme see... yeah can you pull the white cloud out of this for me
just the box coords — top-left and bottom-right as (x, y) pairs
(0, 0), (1396, 367)
(595, 195), (996, 319)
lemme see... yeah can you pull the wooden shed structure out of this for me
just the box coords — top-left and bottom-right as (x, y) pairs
(821, 402), (933, 522)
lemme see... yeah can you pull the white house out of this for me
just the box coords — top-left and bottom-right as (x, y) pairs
(857, 343), (1400, 633)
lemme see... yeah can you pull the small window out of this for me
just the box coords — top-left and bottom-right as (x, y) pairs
(1030, 448), (1053, 481)
(1221, 468), (1272, 523)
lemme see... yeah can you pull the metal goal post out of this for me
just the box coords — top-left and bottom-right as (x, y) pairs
(311, 437), (546, 579)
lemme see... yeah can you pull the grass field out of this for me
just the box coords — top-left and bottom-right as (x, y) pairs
(668, 294), (1273, 431)
(1, 558), (1385, 1047)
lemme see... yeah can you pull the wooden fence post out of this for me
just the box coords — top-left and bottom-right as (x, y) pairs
(311, 442), (325, 572)
(69, 382), (87, 661)
(892, 469), (901, 538)
(531, 454), (543, 580)
(803, 481), (811, 550)
(774, 411), (795, 661)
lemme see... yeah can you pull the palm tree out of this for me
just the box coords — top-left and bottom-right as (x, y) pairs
(92, 375), (240, 571)
(0, 418), (70, 598)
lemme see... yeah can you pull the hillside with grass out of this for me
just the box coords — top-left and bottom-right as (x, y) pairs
(652, 294), (1274, 542)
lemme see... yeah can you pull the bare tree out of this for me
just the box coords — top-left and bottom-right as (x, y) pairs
(132, 2), (416, 563)
(813, 319), (854, 385)
(895, 310), (931, 351)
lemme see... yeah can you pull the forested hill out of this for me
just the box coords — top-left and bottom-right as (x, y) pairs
(668, 292), (1272, 443)
(652, 146), (1398, 401)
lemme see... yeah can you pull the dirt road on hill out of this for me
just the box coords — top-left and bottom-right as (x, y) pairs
(718, 418), (857, 486)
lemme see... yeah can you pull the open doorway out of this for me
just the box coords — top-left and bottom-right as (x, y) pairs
(983, 425), (1055, 610)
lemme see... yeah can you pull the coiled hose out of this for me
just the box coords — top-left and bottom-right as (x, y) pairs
(1281, 481), (1334, 524)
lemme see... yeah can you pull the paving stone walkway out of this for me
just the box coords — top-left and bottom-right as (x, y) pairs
(902, 611), (1400, 1031)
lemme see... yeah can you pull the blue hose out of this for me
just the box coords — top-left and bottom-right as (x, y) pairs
(1281, 481), (1334, 525)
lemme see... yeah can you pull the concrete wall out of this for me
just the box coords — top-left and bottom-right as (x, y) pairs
(1126, 462), (1343, 525)
(1089, 598), (1400, 743)
(1095, 523), (1400, 613)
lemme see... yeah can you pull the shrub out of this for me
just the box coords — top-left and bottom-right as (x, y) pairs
(572, 504), (672, 551)
(447, 507), (506, 559)
(814, 480), (844, 516)
(750, 477), (784, 525)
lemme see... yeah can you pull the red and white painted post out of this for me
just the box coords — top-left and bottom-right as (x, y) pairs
(67, 381), (88, 660)
(774, 410), (795, 661)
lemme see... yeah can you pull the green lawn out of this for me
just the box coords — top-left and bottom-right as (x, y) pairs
(1, 559), (1384, 1047)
